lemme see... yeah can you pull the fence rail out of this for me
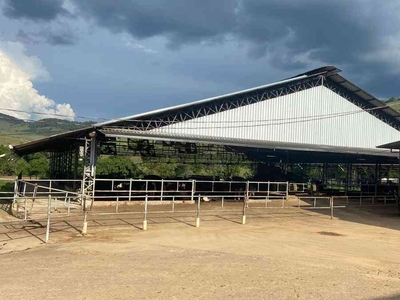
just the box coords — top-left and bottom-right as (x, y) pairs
(1, 177), (399, 244)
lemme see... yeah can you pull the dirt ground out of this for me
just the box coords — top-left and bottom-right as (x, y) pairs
(1, 204), (400, 300)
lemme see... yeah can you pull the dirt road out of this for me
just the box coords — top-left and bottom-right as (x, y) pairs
(1, 206), (400, 299)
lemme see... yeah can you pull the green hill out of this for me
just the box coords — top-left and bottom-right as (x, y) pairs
(386, 97), (400, 112)
(0, 113), (93, 146)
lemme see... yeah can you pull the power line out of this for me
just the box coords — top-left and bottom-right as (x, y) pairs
(0, 100), (398, 126)
(107, 109), (368, 130)
(106, 105), (399, 130)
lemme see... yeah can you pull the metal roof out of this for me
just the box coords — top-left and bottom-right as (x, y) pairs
(13, 127), (93, 155)
(12, 65), (400, 156)
(377, 140), (400, 150)
(94, 73), (310, 127)
(100, 128), (396, 158)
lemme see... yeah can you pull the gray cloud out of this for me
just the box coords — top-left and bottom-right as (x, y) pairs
(17, 29), (76, 46)
(73, 0), (237, 48)
(43, 30), (76, 45)
(69, 1), (400, 69)
(3, 0), (400, 97)
(2, 0), (67, 21)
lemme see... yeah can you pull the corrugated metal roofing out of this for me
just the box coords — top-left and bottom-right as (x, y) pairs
(151, 85), (400, 149)
(12, 65), (400, 156)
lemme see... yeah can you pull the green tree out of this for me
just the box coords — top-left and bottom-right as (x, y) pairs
(25, 153), (49, 179)
(97, 156), (140, 178)
(0, 145), (17, 176)
(15, 158), (29, 177)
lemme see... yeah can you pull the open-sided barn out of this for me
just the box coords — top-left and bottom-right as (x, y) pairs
(12, 66), (400, 198)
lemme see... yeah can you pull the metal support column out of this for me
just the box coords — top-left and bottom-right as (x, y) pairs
(82, 134), (98, 209)
(398, 153), (400, 216)
(345, 163), (350, 196)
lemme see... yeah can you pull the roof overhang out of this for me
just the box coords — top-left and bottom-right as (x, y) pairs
(377, 140), (400, 150)
(12, 127), (94, 155)
(100, 128), (397, 158)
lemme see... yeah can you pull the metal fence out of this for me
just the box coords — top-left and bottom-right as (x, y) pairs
(1, 177), (399, 243)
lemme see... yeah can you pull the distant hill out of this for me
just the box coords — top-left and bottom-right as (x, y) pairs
(386, 97), (400, 112)
(0, 113), (94, 146)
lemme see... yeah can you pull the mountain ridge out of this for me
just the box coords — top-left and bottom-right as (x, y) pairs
(0, 113), (94, 145)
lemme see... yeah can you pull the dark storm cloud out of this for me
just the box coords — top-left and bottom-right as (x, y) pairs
(4, 0), (398, 68)
(70, 1), (399, 68)
(3, 0), (400, 97)
(73, 0), (238, 47)
(77, 0), (397, 97)
(2, 0), (67, 21)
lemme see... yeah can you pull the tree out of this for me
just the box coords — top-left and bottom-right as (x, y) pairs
(25, 153), (49, 179)
(0, 145), (19, 176)
(97, 156), (140, 178)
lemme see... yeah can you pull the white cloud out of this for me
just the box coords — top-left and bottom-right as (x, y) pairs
(0, 47), (75, 121)
(0, 41), (51, 82)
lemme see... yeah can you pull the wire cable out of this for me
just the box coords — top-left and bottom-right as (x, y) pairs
(0, 99), (398, 126)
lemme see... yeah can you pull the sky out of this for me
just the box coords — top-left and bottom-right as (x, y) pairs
(0, 0), (399, 121)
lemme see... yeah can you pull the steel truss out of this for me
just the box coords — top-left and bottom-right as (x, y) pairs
(110, 76), (324, 131)
(324, 79), (400, 130)
(103, 75), (399, 132)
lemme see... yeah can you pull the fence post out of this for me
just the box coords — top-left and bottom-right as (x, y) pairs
(116, 196), (119, 213)
(286, 181), (289, 198)
(128, 178), (132, 201)
(172, 196), (175, 212)
(160, 179), (164, 202)
(242, 195), (247, 225)
(246, 181), (250, 208)
(196, 194), (200, 228)
(82, 196), (88, 234)
(33, 183), (38, 199)
(23, 182), (27, 197)
(54, 197), (58, 212)
(221, 196), (224, 210)
(45, 195), (51, 243)
(13, 177), (18, 206)
(330, 197), (334, 220)
(143, 195), (148, 231)
(191, 180), (195, 203)
(64, 192), (69, 205)
(24, 197), (27, 220)
(67, 197), (71, 216)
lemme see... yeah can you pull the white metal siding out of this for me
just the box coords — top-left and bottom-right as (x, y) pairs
(153, 85), (400, 149)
